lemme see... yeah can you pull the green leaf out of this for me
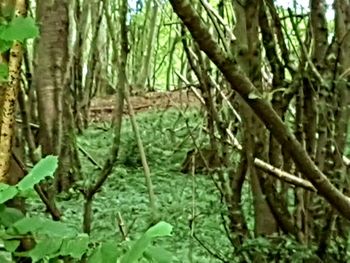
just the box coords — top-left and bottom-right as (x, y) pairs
(0, 17), (39, 42)
(0, 184), (18, 204)
(121, 221), (173, 263)
(144, 246), (173, 263)
(0, 40), (12, 53)
(10, 216), (44, 235)
(11, 216), (77, 238)
(100, 240), (119, 262)
(37, 218), (77, 238)
(0, 206), (24, 227)
(88, 241), (119, 263)
(88, 247), (103, 263)
(0, 63), (9, 82)
(17, 156), (58, 191)
(18, 237), (62, 262)
(145, 221), (173, 238)
(0, 251), (13, 263)
(59, 234), (89, 259)
(3, 239), (20, 252)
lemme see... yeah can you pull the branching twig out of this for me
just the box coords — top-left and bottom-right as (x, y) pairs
(125, 87), (158, 219)
(83, 0), (127, 234)
(192, 233), (229, 263)
(117, 212), (129, 241)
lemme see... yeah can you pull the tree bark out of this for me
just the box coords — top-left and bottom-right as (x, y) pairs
(34, 0), (80, 194)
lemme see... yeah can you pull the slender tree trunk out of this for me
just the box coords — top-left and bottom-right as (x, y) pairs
(83, 0), (128, 234)
(34, 0), (80, 195)
(232, 0), (278, 235)
(135, 0), (159, 92)
(0, 0), (26, 182)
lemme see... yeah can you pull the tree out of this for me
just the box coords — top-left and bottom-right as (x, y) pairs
(170, 0), (350, 259)
(34, 0), (80, 197)
(0, 0), (27, 183)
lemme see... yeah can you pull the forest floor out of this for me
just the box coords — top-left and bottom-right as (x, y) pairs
(75, 109), (231, 262)
(28, 106), (233, 262)
(86, 92), (232, 263)
(28, 92), (312, 262)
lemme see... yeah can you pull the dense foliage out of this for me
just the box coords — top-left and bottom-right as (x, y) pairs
(19, 110), (320, 262)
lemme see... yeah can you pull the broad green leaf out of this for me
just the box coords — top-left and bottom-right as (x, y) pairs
(3, 239), (20, 252)
(17, 188), (37, 199)
(11, 216), (77, 237)
(144, 246), (173, 263)
(17, 156), (58, 191)
(0, 206), (24, 227)
(37, 218), (77, 238)
(0, 184), (18, 204)
(0, 40), (12, 53)
(88, 241), (119, 263)
(100, 240), (119, 262)
(145, 221), (173, 238)
(88, 246), (103, 263)
(0, 63), (9, 82)
(0, 17), (39, 42)
(0, 251), (12, 263)
(121, 221), (173, 263)
(0, 228), (13, 240)
(10, 216), (44, 235)
(18, 237), (62, 262)
(59, 234), (89, 259)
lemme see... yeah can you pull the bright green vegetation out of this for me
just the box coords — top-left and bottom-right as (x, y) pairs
(69, 109), (230, 262)
(24, 109), (317, 262)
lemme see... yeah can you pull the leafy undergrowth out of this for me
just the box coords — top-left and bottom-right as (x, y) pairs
(27, 108), (315, 262)
(27, 108), (230, 262)
(80, 109), (231, 262)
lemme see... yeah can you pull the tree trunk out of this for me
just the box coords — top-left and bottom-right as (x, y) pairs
(34, 0), (80, 195)
(135, 0), (159, 92)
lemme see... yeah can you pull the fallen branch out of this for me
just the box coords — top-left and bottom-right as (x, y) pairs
(77, 143), (103, 170)
(225, 128), (316, 192)
(254, 159), (316, 192)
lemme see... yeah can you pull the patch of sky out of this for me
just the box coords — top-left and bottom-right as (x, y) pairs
(275, 0), (334, 20)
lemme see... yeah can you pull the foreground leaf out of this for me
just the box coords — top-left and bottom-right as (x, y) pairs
(144, 246), (174, 263)
(10, 216), (77, 238)
(60, 234), (89, 259)
(0, 17), (39, 42)
(121, 221), (173, 263)
(0, 206), (24, 227)
(17, 238), (62, 262)
(17, 156), (58, 191)
(0, 184), (18, 204)
(0, 251), (13, 263)
(3, 240), (20, 253)
(88, 240), (119, 263)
